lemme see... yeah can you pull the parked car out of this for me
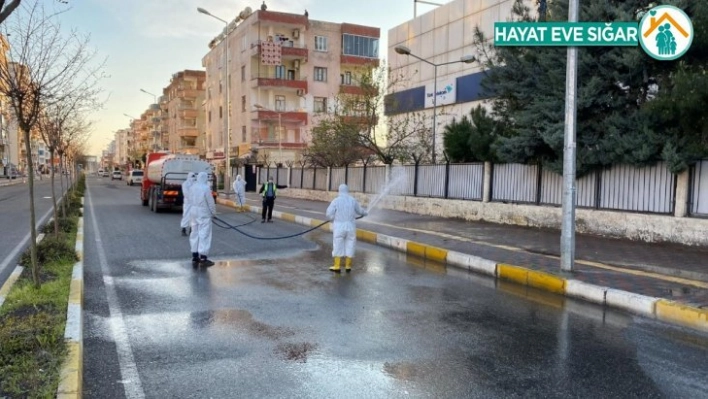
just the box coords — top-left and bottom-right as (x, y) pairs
(127, 170), (143, 186)
(111, 170), (122, 180)
(97, 169), (104, 177)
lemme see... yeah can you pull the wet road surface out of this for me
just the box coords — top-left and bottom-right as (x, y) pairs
(82, 178), (708, 398)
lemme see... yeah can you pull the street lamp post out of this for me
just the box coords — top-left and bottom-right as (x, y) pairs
(139, 88), (157, 104)
(394, 45), (475, 164)
(254, 104), (283, 165)
(198, 6), (232, 196)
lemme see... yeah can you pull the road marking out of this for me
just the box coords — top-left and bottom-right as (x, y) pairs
(87, 185), (146, 399)
(0, 206), (54, 276)
(274, 201), (708, 289)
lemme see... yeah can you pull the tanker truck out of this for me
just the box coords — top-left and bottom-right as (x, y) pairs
(141, 152), (216, 212)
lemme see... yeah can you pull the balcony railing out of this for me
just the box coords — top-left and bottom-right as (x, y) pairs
(251, 40), (308, 58)
(251, 73), (307, 91)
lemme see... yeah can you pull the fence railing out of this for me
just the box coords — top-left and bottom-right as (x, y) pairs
(690, 160), (708, 217)
(254, 160), (708, 217)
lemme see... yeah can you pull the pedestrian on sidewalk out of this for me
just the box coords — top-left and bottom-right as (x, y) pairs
(258, 176), (287, 223)
(326, 184), (367, 272)
(181, 172), (196, 236)
(189, 172), (216, 267)
(232, 174), (246, 212)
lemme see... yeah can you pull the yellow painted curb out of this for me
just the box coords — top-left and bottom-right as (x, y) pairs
(356, 229), (377, 244)
(405, 241), (448, 263)
(281, 213), (296, 223)
(497, 264), (529, 285)
(655, 299), (708, 332)
(0, 267), (22, 300)
(527, 270), (566, 295)
(406, 242), (426, 259)
(56, 341), (82, 398)
(425, 245), (448, 263)
(68, 278), (83, 304)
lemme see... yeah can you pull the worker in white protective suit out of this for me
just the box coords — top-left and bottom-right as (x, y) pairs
(189, 172), (216, 267)
(232, 174), (246, 212)
(325, 184), (367, 272)
(180, 172), (197, 236)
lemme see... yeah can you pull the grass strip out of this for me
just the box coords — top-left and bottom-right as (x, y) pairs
(0, 178), (83, 399)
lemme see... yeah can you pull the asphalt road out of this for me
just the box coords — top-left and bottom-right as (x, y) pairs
(82, 176), (708, 399)
(0, 176), (68, 285)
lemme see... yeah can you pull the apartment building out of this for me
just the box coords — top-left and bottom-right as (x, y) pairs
(201, 6), (380, 166)
(161, 70), (206, 156)
(386, 0), (516, 158)
(113, 128), (131, 168)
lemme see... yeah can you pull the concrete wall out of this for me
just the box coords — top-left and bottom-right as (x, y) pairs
(280, 187), (708, 247)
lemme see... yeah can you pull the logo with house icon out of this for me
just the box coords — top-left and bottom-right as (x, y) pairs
(638, 5), (693, 60)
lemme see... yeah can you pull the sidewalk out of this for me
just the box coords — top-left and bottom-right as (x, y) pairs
(0, 178), (24, 187)
(219, 192), (708, 332)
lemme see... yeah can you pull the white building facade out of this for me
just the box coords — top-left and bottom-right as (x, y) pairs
(386, 0), (518, 160)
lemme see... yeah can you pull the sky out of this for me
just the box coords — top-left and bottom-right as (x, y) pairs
(44, 0), (444, 157)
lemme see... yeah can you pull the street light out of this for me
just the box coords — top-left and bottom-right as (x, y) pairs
(198, 6), (232, 195)
(254, 104), (283, 165)
(139, 88), (157, 104)
(394, 45), (476, 164)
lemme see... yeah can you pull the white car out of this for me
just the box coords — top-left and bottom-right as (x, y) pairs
(127, 170), (143, 186)
(111, 170), (122, 180)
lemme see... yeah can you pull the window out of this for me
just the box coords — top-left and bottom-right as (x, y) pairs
(208, 111), (211, 122)
(242, 126), (247, 142)
(241, 65), (246, 81)
(314, 97), (327, 113)
(341, 71), (352, 85)
(275, 65), (285, 79)
(241, 95), (246, 112)
(342, 34), (379, 58)
(219, 106), (223, 119)
(275, 95), (285, 111)
(314, 67), (327, 82)
(219, 81), (222, 94)
(315, 36), (328, 51)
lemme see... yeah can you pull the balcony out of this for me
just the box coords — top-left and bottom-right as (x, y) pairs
(251, 40), (308, 59)
(340, 55), (380, 67)
(151, 117), (161, 124)
(151, 130), (161, 138)
(251, 73), (307, 91)
(339, 84), (374, 96)
(177, 88), (200, 99)
(180, 108), (198, 119)
(178, 126), (199, 137)
(252, 109), (308, 125)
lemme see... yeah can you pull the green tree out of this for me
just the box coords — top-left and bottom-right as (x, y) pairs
(472, 0), (705, 175)
(443, 105), (499, 163)
(442, 114), (474, 162)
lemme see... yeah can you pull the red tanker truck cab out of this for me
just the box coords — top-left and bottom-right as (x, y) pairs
(140, 152), (217, 213)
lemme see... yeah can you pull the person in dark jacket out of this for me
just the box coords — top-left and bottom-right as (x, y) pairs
(258, 176), (287, 223)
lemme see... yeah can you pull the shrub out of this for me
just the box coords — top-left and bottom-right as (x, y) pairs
(19, 235), (77, 267)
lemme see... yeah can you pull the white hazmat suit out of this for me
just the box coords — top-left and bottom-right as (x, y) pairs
(180, 172), (196, 234)
(325, 184), (367, 272)
(189, 172), (216, 264)
(232, 174), (246, 211)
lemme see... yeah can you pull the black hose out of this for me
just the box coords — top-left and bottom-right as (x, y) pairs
(212, 215), (330, 240)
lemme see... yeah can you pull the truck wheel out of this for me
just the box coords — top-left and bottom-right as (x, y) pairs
(152, 189), (162, 213)
(149, 188), (155, 212)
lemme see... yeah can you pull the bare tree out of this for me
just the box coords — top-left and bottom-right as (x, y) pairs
(0, 0), (104, 286)
(0, 0), (67, 26)
(308, 62), (432, 165)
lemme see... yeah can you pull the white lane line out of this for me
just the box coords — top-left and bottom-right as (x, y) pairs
(87, 185), (146, 399)
(0, 206), (54, 276)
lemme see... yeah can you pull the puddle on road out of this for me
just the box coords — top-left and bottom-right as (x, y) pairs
(274, 342), (317, 363)
(190, 308), (296, 340)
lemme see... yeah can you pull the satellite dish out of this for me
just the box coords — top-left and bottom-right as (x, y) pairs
(239, 7), (252, 20)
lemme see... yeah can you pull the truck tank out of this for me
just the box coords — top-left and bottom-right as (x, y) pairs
(146, 155), (212, 185)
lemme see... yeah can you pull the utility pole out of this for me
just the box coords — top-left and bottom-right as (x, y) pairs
(560, 0), (579, 272)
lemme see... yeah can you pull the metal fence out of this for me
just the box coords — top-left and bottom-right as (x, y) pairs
(490, 162), (676, 214)
(690, 160), (708, 217)
(256, 160), (708, 216)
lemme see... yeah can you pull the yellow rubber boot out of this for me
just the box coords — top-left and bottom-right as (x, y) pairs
(345, 257), (352, 272)
(329, 257), (341, 272)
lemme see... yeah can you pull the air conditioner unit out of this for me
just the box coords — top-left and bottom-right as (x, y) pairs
(293, 59), (300, 69)
(293, 29), (300, 39)
(296, 89), (305, 96)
